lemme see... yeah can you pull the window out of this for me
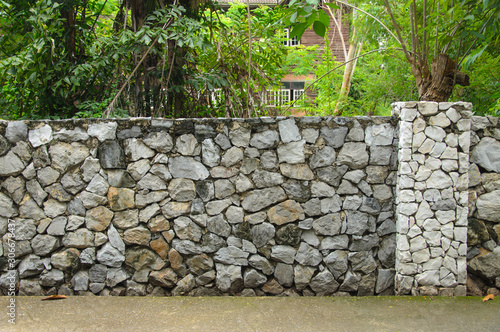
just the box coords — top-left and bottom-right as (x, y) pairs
(283, 28), (300, 47)
(265, 82), (305, 107)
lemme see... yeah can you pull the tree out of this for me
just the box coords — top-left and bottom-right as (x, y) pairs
(285, 0), (500, 102)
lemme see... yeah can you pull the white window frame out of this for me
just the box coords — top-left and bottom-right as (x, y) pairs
(283, 28), (300, 47)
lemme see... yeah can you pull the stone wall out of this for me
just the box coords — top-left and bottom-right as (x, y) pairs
(0, 102), (498, 297)
(392, 102), (471, 297)
(466, 116), (500, 295)
(0, 116), (398, 296)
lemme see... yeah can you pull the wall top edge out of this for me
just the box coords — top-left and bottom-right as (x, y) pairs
(0, 115), (395, 126)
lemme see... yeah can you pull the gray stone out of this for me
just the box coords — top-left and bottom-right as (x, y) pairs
(317, 165), (348, 187)
(468, 249), (500, 281)
(202, 233), (226, 253)
(302, 128), (319, 144)
(31, 234), (60, 256)
(117, 126), (142, 139)
(127, 159), (151, 181)
(214, 133), (232, 150)
(18, 279), (43, 296)
(476, 190), (500, 223)
(349, 234), (380, 251)
(202, 139), (220, 167)
(143, 132), (174, 153)
(12, 219), (36, 240)
(51, 248), (80, 271)
(123, 138), (155, 161)
(107, 268), (129, 287)
(113, 209), (139, 229)
(338, 142), (369, 169)
(261, 150), (278, 170)
(244, 268), (268, 288)
(311, 182), (335, 198)
(310, 270), (339, 295)
(378, 235), (396, 268)
(250, 223), (275, 248)
(277, 140), (306, 164)
(216, 264), (243, 293)
(18, 254), (44, 278)
(282, 180), (311, 203)
(226, 206), (244, 224)
(107, 224), (125, 254)
(47, 216), (67, 236)
(19, 198), (45, 220)
(319, 235), (348, 250)
(89, 264), (108, 283)
(274, 262), (294, 287)
(186, 254), (213, 276)
(349, 251), (377, 274)
(49, 142), (89, 172)
(339, 270), (361, 292)
(324, 250), (348, 279)
(252, 170), (283, 188)
(207, 214), (231, 238)
(172, 239), (203, 255)
(169, 156), (209, 180)
(39, 269), (65, 287)
(365, 123), (394, 146)
(176, 134), (199, 156)
(0, 192), (17, 218)
(248, 255), (274, 275)
(97, 243), (125, 268)
(79, 191), (108, 209)
(471, 137), (500, 172)
(221, 147), (243, 167)
(310, 146), (336, 169)
(0, 151), (25, 177)
(242, 187), (287, 212)
(271, 245), (296, 264)
(88, 122), (117, 141)
(294, 265), (316, 290)
(71, 270), (89, 291)
(229, 127), (251, 147)
(312, 213), (342, 236)
(172, 274), (197, 296)
(6, 121), (28, 143)
(320, 126), (348, 148)
(214, 179), (235, 199)
(375, 269), (395, 294)
(214, 246), (249, 265)
(174, 216), (202, 242)
(80, 247), (96, 265)
(278, 118), (301, 143)
(370, 146), (393, 166)
(250, 130), (280, 149)
(295, 242), (322, 266)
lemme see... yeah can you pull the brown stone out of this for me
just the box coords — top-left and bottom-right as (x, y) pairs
(161, 201), (191, 218)
(148, 215), (170, 232)
(124, 226), (151, 246)
(267, 200), (305, 225)
(168, 248), (183, 270)
(279, 164), (314, 180)
(51, 248), (80, 271)
(86, 206), (114, 232)
(150, 237), (169, 259)
(261, 278), (284, 295)
(149, 268), (178, 288)
(108, 187), (135, 211)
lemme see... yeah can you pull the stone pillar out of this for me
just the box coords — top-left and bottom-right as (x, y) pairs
(393, 102), (472, 296)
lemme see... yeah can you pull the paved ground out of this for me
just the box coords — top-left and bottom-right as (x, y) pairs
(0, 296), (498, 331)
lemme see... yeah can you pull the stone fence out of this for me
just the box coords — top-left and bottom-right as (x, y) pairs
(0, 101), (498, 297)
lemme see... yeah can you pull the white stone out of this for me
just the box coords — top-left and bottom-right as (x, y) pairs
(413, 117), (426, 134)
(400, 122), (413, 148)
(429, 112), (451, 128)
(426, 170), (453, 189)
(429, 142), (446, 158)
(29, 125), (53, 147)
(365, 123), (394, 146)
(425, 126), (446, 142)
(418, 138), (435, 154)
(88, 122), (117, 141)
(418, 102), (438, 116)
(446, 108), (461, 123)
(453, 227), (467, 243)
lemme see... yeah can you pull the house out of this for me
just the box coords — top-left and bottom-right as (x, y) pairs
(217, 0), (350, 112)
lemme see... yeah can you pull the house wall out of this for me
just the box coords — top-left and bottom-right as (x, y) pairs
(0, 102), (498, 297)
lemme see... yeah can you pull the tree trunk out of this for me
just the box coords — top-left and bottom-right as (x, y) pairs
(417, 53), (470, 102)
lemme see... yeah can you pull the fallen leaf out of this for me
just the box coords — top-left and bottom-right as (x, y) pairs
(482, 294), (494, 302)
(42, 295), (67, 301)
